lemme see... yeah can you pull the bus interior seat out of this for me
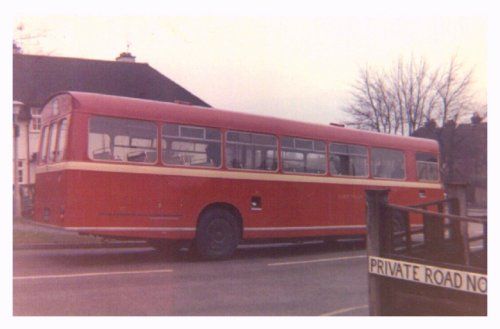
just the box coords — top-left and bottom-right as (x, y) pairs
(127, 151), (147, 162)
(93, 151), (113, 160)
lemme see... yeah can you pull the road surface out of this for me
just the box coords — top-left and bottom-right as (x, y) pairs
(13, 240), (368, 316)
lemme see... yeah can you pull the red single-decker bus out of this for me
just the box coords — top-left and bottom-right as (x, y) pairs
(34, 92), (444, 259)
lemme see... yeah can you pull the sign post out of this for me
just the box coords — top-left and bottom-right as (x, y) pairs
(365, 189), (389, 316)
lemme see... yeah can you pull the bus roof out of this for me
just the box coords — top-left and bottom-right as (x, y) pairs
(56, 91), (439, 153)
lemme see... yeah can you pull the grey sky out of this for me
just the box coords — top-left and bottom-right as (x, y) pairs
(14, 15), (486, 125)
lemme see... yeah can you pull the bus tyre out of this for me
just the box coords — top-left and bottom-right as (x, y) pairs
(195, 209), (240, 260)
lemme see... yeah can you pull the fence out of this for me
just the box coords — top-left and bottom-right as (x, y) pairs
(366, 184), (487, 315)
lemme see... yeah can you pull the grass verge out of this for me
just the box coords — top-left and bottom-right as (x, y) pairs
(13, 218), (118, 246)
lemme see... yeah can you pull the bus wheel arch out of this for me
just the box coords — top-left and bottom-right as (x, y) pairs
(195, 202), (243, 259)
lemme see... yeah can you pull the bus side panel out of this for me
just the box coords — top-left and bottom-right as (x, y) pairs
(61, 168), (444, 240)
(64, 169), (191, 239)
(63, 169), (368, 240)
(152, 175), (354, 239)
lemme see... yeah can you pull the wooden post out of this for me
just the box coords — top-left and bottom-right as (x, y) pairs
(447, 183), (470, 266)
(402, 211), (411, 253)
(483, 223), (487, 260)
(424, 204), (444, 254)
(366, 189), (389, 316)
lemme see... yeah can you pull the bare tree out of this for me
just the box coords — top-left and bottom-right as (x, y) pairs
(435, 55), (474, 126)
(344, 66), (400, 134)
(343, 56), (476, 136)
(392, 57), (439, 135)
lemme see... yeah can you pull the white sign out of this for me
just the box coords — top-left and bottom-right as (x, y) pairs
(368, 256), (487, 295)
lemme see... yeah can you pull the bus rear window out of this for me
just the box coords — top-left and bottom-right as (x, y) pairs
(371, 148), (405, 179)
(39, 126), (49, 163)
(55, 119), (69, 162)
(47, 122), (58, 162)
(416, 152), (439, 181)
(88, 116), (157, 163)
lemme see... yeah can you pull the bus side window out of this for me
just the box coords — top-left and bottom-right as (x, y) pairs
(330, 143), (368, 177)
(88, 116), (157, 164)
(371, 147), (405, 179)
(281, 137), (326, 174)
(89, 132), (113, 160)
(226, 131), (277, 171)
(162, 124), (221, 168)
(206, 142), (221, 167)
(416, 152), (439, 181)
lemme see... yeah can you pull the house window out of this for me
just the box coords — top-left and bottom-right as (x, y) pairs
(30, 108), (42, 131)
(17, 160), (24, 183)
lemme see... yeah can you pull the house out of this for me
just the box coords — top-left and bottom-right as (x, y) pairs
(13, 52), (211, 216)
(412, 116), (487, 207)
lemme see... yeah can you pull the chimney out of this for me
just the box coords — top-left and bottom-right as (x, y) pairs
(116, 51), (136, 63)
(13, 42), (22, 54)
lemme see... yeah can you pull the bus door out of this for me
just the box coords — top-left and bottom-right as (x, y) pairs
(329, 143), (369, 227)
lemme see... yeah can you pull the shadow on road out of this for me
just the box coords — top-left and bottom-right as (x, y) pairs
(32, 239), (366, 268)
(232, 238), (366, 260)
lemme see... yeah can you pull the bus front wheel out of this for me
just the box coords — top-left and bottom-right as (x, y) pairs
(195, 208), (240, 260)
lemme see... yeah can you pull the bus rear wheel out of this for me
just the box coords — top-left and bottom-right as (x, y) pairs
(195, 208), (240, 260)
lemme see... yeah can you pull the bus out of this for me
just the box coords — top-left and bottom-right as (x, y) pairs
(34, 91), (443, 259)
